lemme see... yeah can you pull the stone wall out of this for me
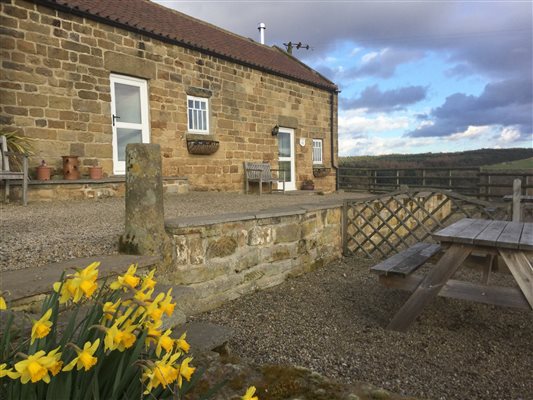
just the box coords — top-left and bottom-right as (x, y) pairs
(7, 176), (188, 201)
(165, 205), (342, 313)
(0, 0), (338, 193)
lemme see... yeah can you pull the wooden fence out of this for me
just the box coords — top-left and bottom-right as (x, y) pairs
(343, 188), (509, 259)
(338, 167), (533, 199)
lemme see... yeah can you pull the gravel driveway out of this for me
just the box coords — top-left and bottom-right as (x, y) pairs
(0, 191), (366, 271)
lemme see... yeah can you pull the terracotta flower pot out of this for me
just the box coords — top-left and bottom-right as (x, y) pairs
(88, 166), (103, 180)
(62, 155), (80, 180)
(36, 166), (52, 181)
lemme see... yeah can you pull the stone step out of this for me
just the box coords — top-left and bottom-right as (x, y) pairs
(1, 254), (160, 304)
(171, 321), (234, 354)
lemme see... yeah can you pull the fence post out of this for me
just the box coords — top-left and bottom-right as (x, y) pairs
(512, 179), (522, 222)
(422, 169), (426, 187)
(396, 170), (400, 189)
(448, 169), (452, 190)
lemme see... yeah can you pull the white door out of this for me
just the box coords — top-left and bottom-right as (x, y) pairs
(110, 74), (150, 175)
(278, 128), (296, 190)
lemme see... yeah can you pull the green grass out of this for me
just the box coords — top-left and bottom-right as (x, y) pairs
(483, 157), (533, 170)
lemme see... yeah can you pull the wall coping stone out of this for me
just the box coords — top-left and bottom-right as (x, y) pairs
(254, 206), (306, 219)
(26, 176), (188, 186)
(298, 200), (344, 211)
(165, 202), (344, 229)
(166, 212), (256, 228)
(1, 255), (160, 301)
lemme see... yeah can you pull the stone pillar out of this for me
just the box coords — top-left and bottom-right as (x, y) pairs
(119, 144), (174, 267)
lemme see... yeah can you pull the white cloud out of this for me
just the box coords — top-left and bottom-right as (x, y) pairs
(350, 47), (362, 57)
(447, 125), (494, 141)
(499, 126), (521, 143)
(339, 109), (409, 134)
(361, 49), (385, 63)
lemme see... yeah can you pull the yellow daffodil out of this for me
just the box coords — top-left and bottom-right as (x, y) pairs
(63, 339), (100, 372)
(141, 269), (157, 290)
(104, 317), (137, 352)
(102, 299), (121, 321)
(242, 386), (259, 400)
(159, 289), (176, 317)
(0, 363), (20, 379)
(14, 348), (60, 384)
(176, 332), (190, 353)
(53, 262), (99, 304)
(134, 287), (154, 303)
(155, 329), (174, 357)
(142, 292), (165, 322)
(145, 320), (163, 348)
(177, 357), (195, 388)
(141, 352), (181, 394)
(31, 308), (53, 344)
(46, 347), (63, 376)
(0, 295), (6, 310)
(110, 264), (140, 291)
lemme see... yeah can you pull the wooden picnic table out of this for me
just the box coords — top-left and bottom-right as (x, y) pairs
(387, 218), (533, 331)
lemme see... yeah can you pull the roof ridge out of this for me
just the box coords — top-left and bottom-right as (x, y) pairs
(271, 45), (338, 89)
(147, 0), (277, 53)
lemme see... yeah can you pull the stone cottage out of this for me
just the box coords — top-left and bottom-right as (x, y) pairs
(1, 0), (339, 197)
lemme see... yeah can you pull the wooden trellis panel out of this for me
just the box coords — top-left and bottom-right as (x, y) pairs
(343, 189), (509, 259)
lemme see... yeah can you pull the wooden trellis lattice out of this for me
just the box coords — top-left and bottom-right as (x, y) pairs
(343, 189), (509, 259)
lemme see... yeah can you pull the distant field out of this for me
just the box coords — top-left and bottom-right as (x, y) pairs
(339, 148), (533, 169)
(484, 157), (533, 170)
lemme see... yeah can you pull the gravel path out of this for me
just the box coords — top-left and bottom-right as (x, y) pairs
(0, 191), (365, 271)
(192, 258), (533, 400)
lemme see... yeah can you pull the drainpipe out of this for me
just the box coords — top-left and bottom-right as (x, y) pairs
(330, 90), (340, 191)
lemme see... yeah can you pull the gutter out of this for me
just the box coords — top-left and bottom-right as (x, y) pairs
(330, 90), (340, 191)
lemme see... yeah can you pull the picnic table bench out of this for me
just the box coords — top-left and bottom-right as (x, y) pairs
(376, 218), (533, 331)
(244, 161), (285, 195)
(371, 242), (441, 277)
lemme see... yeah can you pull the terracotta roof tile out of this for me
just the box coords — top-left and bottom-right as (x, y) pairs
(36, 0), (337, 91)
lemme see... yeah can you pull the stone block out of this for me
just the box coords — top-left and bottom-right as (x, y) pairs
(233, 249), (260, 273)
(274, 223), (301, 243)
(173, 235), (188, 265)
(206, 236), (237, 259)
(248, 225), (272, 246)
(188, 234), (205, 265)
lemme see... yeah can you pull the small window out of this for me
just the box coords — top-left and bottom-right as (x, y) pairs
(312, 139), (323, 164)
(187, 95), (209, 133)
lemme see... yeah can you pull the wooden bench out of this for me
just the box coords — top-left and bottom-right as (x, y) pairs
(0, 135), (28, 206)
(244, 161), (285, 195)
(371, 242), (441, 279)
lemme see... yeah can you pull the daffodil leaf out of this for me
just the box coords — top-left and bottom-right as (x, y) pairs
(112, 329), (148, 397)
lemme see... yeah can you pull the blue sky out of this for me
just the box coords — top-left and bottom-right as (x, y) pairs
(156, 1), (532, 156)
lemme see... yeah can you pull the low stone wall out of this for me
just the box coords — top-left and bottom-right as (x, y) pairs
(5, 176), (188, 202)
(165, 204), (343, 313)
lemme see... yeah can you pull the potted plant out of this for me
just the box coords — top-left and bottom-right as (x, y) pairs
(36, 159), (52, 180)
(301, 178), (315, 190)
(88, 161), (103, 180)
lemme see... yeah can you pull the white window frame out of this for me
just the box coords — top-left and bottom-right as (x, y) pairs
(110, 74), (150, 175)
(312, 139), (323, 165)
(187, 95), (209, 134)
